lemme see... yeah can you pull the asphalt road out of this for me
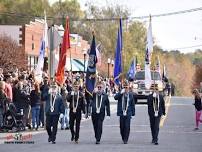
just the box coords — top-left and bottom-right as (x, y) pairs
(0, 96), (202, 152)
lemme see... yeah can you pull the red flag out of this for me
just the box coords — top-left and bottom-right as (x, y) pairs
(55, 17), (70, 85)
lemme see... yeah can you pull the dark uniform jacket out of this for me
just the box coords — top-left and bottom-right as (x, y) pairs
(91, 92), (110, 120)
(67, 91), (85, 114)
(45, 93), (65, 115)
(114, 92), (135, 117)
(147, 93), (166, 117)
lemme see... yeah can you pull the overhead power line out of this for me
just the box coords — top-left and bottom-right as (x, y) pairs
(167, 44), (202, 50)
(0, 6), (202, 21)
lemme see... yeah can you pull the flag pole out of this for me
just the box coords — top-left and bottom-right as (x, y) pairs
(70, 45), (73, 82)
(49, 25), (55, 83)
(92, 30), (97, 85)
(120, 18), (124, 86)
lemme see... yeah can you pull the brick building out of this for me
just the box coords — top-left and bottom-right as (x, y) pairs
(24, 19), (45, 70)
(0, 20), (112, 77)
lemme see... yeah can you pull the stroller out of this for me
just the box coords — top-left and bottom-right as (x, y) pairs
(3, 103), (25, 132)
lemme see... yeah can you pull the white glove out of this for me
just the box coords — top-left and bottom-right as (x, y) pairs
(121, 89), (125, 94)
(65, 90), (68, 94)
(162, 114), (166, 118)
(106, 116), (110, 120)
(153, 92), (157, 98)
(94, 88), (98, 93)
(71, 91), (74, 96)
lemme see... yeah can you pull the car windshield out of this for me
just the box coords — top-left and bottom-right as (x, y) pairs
(135, 71), (161, 80)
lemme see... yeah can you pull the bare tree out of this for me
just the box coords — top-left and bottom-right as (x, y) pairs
(0, 34), (27, 73)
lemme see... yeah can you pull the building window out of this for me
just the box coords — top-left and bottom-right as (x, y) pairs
(30, 56), (34, 70)
(32, 43), (35, 50)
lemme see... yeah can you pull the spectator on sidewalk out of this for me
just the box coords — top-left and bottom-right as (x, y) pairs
(30, 82), (41, 130)
(192, 89), (202, 130)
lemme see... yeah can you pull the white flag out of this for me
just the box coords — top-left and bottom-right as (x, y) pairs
(145, 16), (153, 89)
(96, 43), (102, 66)
(35, 12), (48, 83)
(156, 56), (161, 75)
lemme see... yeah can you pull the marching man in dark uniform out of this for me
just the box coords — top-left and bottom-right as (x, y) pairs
(67, 81), (85, 144)
(45, 82), (65, 144)
(114, 81), (135, 144)
(91, 81), (110, 144)
(147, 90), (166, 145)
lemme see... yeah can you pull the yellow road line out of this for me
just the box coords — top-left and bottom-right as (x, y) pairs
(160, 95), (171, 127)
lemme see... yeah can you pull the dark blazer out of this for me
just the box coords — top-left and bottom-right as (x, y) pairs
(147, 93), (166, 117)
(114, 92), (135, 117)
(91, 92), (110, 120)
(67, 91), (85, 114)
(45, 93), (65, 115)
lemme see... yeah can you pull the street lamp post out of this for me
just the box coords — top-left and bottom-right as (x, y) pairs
(111, 59), (114, 78)
(107, 58), (111, 78)
(83, 49), (87, 83)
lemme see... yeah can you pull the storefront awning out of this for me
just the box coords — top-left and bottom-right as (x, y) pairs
(65, 58), (88, 72)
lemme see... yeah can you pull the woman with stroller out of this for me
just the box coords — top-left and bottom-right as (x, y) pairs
(13, 81), (31, 129)
(30, 82), (41, 130)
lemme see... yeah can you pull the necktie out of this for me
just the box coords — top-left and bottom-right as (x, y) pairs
(98, 95), (101, 107)
(124, 94), (127, 110)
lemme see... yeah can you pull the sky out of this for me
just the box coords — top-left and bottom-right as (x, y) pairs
(49, 0), (202, 53)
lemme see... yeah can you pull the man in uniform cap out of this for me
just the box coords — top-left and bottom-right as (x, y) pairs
(45, 82), (65, 144)
(91, 81), (110, 144)
(67, 81), (85, 144)
(114, 80), (135, 144)
(147, 89), (166, 145)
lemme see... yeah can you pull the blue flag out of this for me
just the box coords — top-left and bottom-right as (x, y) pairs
(127, 59), (136, 81)
(114, 19), (123, 85)
(86, 35), (97, 96)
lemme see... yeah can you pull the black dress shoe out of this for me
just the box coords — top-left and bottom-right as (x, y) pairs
(52, 141), (56, 144)
(71, 136), (74, 141)
(27, 124), (31, 130)
(154, 142), (158, 145)
(123, 141), (128, 144)
(96, 141), (100, 144)
(65, 127), (69, 130)
(75, 140), (78, 144)
(61, 128), (64, 130)
(48, 137), (52, 142)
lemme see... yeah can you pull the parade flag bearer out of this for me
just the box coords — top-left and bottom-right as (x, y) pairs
(67, 81), (85, 144)
(45, 82), (65, 144)
(147, 90), (165, 145)
(114, 81), (135, 144)
(91, 81), (110, 144)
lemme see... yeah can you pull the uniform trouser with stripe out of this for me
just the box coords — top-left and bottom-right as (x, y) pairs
(120, 116), (131, 142)
(69, 112), (81, 141)
(149, 115), (161, 142)
(92, 114), (104, 142)
(46, 114), (59, 141)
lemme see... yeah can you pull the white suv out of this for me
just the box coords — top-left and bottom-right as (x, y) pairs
(133, 70), (163, 101)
